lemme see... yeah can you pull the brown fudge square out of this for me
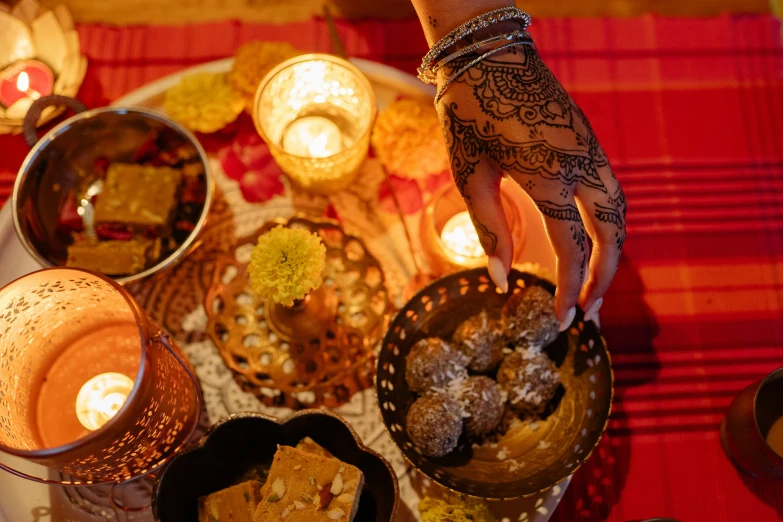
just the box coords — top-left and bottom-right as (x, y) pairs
(253, 446), (364, 522)
(198, 480), (263, 522)
(94, 163), (182, 228)
(295, 437), (333, 459)
(66, 237), (156, 275)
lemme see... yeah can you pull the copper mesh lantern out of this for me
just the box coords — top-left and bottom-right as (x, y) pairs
(0, 268), (201, 486)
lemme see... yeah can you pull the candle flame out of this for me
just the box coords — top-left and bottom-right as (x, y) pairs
(16, 71), (30, 92)
(75, 373), (134, 431)
(441, 212), (485, 259)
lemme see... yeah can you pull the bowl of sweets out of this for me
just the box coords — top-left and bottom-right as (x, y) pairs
(376, 268), (613, 499)
(13, 98), (212, 284)
(152, 411), (399, 522)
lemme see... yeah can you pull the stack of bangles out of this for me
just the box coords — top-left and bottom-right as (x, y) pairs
(417, 6), (535, 103)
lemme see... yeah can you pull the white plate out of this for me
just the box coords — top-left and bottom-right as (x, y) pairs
(0, 58), (566, 522)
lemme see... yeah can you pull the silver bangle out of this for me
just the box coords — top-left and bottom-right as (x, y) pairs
(434, 39), (534, 103)
(432, 30), (532, 76)
(418, 6), (531, 84)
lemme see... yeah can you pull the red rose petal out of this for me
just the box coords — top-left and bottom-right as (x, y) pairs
(239, 166), (285, 203)
(323, 204), (341, 223)
(378, 175), (423, 215)
(96, 223), (134, 241)
(56, 193), (83, 233)
(423, 169), (452, 195)
(219, 147), (248, 181)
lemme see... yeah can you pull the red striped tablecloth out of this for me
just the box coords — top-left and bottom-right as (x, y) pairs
(1, 14), (782, 522)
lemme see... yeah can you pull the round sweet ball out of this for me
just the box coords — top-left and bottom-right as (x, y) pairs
(501, 285), (560, 348)
(497, 349), (560, 414)
(405, 337), (467, 393)
(459, 376), (505, 437)
(406, 391), (463, 458)
(452, 311), (505, 373)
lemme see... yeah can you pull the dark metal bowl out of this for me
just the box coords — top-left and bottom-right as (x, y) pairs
(12, 105), (212, 285)
(152, 411), (399, 522)
(376, 268), (613, 500)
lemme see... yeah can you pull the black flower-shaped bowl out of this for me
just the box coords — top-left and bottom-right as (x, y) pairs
(376, 268), (613, 500)
(152, 411), (399, 522)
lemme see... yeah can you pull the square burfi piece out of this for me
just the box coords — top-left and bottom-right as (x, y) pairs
(198, 480), (263, 522)
(66, 237), (157, 275)
(254, 446), (364, 522)
(94, 163), (182, 228)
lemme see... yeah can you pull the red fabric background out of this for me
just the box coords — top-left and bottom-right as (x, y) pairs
(1, 14), (782, 521)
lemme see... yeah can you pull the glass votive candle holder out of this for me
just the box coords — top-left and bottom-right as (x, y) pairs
(253, 54), (376, 194)
(419, 180), (527, 276)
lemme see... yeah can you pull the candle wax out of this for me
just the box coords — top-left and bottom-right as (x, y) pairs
(35, 322), (141, 448)
(441, 211), (485, 263)
(0, 60), (54, 108)
(282, 116), (343, 158)
(766, 416), (783, 457)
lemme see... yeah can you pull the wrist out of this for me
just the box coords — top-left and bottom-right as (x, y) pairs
(417, 0), (514, 45)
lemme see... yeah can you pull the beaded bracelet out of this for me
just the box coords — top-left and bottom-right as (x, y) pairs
(434, 39), (534, 103)
(432, 29), (532, 77)
(418, 6), (531, 84)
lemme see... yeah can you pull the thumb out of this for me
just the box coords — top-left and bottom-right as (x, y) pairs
(456, 162), (513, 292)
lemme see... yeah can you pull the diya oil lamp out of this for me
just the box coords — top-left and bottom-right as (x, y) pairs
(0, 0), (86, 133)
(419, 181), (527, 276)
(721, 366), (783, 479)
(0, 269), (201, 488)
(252, 54), (375, 194)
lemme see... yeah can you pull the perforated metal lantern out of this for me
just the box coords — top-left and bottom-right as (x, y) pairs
(0, 268), (201, 486)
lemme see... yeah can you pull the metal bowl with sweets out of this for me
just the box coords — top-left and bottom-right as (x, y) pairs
(13, 98), (212, 284)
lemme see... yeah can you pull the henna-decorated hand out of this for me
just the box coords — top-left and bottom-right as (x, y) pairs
(437, 44), (626, 328)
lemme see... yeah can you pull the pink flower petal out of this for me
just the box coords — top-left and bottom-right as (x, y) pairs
(378, 175), (423, 215)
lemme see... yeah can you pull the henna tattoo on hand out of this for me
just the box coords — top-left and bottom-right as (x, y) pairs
(428, 15), (437, 29)
(443, 103), (606, 194)
(595, 197), (627, 251)
(473, 218), (498, 253)
(449, 46), (572, 127)
(572, 223), (587, 282)
(535, 200), (581, 222)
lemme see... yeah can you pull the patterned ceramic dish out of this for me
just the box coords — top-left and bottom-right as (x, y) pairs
(376, 268), (613, 499)
(152, 410), (399, 522)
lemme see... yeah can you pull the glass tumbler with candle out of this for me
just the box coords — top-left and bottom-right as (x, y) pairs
(419, 181), (527, 276)
(0, 268), (201, 486)
(253, 54), (375, 194)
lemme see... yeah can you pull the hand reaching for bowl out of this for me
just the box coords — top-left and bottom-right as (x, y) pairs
(435, 43), (626, 328)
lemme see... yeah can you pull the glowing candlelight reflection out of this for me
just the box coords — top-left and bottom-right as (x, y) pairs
(282, 115), (343, 158)
(16, 71), (29, 92)
(441, 211), (485, 264)
(75, 372), (134, 431)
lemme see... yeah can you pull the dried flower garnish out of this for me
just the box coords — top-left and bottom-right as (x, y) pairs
(248, 226), (326, 306)
(229, 41), (301, 110)
(164, 72), (244, 133)
(371, 98), (450, 179)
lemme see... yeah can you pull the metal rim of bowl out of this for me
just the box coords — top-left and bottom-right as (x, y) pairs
(11, 106), (214, 285)
(375, 268), (615, 501)
(151, 409), (401, 522)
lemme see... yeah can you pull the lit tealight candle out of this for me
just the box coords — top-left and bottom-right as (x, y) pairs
(0, 59), (54, 108)
(441, 211), (485, 265)
(75, 372), (135, 431)
(282, 116), (343, 158)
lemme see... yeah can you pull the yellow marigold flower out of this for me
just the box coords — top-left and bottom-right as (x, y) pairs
(371, 98), (450, 179)
(229, 41), (301, 110)
(164, 72), (245, 133)
(418, 496), (497, 522)
(248, 226), (326, 306)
